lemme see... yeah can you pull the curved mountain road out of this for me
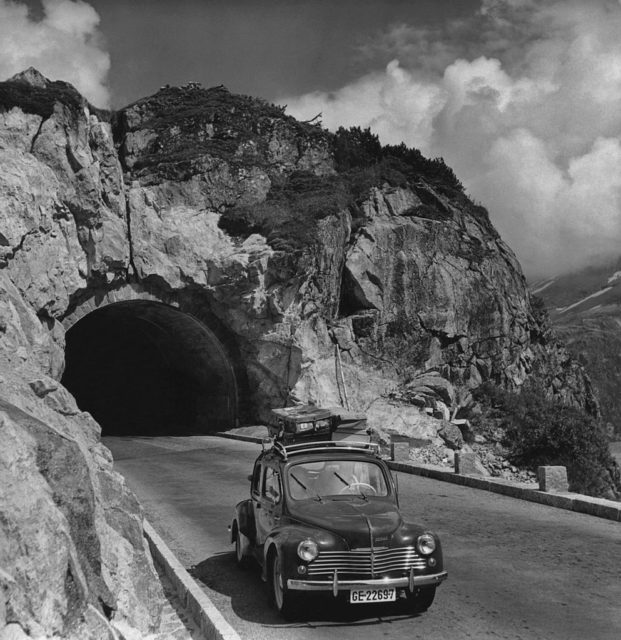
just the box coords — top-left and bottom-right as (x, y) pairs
(103, 435), (621, 640)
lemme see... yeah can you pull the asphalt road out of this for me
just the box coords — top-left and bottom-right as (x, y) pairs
(103, 435), (621, 640)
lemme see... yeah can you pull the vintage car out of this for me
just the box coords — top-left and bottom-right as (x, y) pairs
(230, 411), (447, 618)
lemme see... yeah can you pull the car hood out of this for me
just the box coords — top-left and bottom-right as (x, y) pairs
(287, 498), (403, 548)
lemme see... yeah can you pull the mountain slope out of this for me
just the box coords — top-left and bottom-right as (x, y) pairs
(532, 257), (621, 436)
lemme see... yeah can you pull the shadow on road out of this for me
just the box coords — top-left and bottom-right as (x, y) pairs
(190, 552), (421, 629)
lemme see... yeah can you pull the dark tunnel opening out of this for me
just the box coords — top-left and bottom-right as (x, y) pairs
(61, 301), (238, 436)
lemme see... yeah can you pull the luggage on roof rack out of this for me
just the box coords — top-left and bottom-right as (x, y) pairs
(331, 410), (369, 443)
(268, 404), (371, 444)
(268, 405), (337, 443)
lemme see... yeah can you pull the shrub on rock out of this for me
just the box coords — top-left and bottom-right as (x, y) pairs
(495, 386), (620, 498)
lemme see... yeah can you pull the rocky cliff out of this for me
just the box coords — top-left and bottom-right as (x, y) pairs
(112, 79), (596, 425)
(0, 68), (601, 637)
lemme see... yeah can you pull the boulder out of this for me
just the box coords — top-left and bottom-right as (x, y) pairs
(406, 373), (455, 406)
(366, 399), (443, 443)
(437, 421), (464, 450)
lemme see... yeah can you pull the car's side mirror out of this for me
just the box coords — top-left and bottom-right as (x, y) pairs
(247, 474), (253, 482)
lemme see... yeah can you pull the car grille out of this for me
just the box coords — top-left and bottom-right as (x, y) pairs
(307, 547), (427, 578)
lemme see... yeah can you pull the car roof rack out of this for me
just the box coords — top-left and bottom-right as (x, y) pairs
(270, 440), (380, 461)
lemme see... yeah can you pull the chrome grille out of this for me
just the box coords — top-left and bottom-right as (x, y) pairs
(307, 547), (427, 577)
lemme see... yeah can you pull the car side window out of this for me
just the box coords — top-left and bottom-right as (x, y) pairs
(263, 467), (282, 503)
(251, 462), (262, 496)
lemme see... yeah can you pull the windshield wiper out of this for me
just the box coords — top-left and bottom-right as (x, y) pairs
(291, 472), (323, 502)
(334, 472), (369, 500)
(290, 473), (307, 490)
(333, 471), (350, 488)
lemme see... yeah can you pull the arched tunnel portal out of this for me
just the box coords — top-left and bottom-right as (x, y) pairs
(61, 300), (239, 436)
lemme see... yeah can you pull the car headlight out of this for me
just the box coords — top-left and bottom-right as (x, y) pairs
(297, 538), (319, 562)
(416, 533), (436, 556)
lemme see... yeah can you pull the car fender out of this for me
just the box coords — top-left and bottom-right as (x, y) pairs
(396, 522), (444, 571)
(261, 524), (345, 582)
(232, 499), (256, 543)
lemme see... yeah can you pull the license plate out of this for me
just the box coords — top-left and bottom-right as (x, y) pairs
(349, 588), (396, 604)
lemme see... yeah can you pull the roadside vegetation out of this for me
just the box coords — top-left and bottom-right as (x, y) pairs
(475, 382), (621, 499)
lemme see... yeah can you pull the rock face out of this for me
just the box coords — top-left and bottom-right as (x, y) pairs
(0, 72), (164, 639)
(0, 70), (600, 636)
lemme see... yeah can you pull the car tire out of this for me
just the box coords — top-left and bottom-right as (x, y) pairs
(234, 528), (251, 568)
(269, 552), (300, 619)
(406, 586), (436, 614)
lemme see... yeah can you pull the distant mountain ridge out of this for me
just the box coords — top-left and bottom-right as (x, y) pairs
(531, 257), (621, 437)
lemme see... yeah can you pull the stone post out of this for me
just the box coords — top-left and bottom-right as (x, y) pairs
(390, 437), (410, 462)
(538, 466), (569, 492)
(455, 452), (483, 475)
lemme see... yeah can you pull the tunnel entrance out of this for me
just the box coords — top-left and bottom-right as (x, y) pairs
(61, 301), (238, 436)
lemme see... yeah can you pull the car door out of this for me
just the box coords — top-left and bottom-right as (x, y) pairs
(253, 463), (283, 545)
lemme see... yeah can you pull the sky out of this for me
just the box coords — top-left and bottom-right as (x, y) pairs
(1, 0), (621, 279)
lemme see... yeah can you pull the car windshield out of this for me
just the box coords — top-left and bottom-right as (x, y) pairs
(287, 459), (388, 499)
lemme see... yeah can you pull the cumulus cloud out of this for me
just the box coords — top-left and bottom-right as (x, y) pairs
(282, 0), (621, 278)
(0, 0), (110, 107)
(285, 61), (445, 153)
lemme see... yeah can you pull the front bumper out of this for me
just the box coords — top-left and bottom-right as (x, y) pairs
(288, 569), (448, 595)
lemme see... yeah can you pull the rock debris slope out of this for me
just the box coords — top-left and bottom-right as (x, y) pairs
(0, 68), (598, 637)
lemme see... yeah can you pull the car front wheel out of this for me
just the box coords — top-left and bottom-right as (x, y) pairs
(269, 552), (300, 619)
(406, 586), (436, 614)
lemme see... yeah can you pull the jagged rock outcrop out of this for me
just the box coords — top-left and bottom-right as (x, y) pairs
(0, 327), (162, 638)
(0, 69), (601, 636)
(0, 71), (162, 640)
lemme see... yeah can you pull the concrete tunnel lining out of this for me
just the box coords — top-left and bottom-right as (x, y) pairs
(61, 300), (238, 436)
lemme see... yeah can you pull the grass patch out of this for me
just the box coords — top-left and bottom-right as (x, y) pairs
(221, 126), (477, 250)
(0, 77), (109, 121)
(220, 170), (349, 251)
(116, 85), (327, 180)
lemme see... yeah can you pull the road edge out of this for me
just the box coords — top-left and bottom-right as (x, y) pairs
(143, 520), (242, 640)
(217, 432), (621, 522)
(387, 460), (621, 522)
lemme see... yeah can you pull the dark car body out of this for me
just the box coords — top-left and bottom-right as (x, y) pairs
(230, 440), (447, 617)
